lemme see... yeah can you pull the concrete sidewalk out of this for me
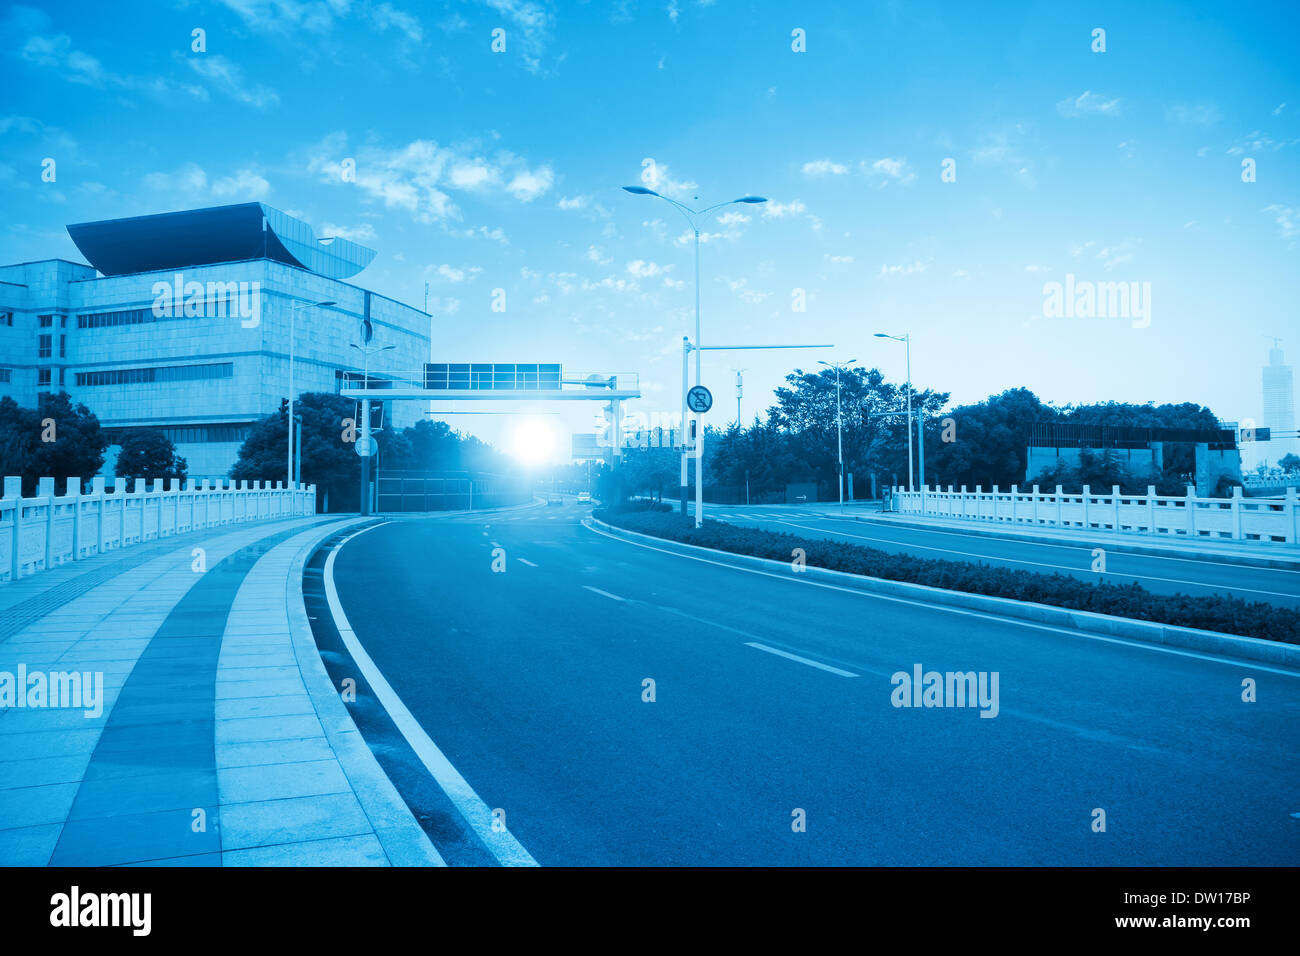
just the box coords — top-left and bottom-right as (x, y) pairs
(0, 514), (442, 867)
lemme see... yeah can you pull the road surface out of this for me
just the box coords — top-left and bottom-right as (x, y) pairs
(323, 501), (1300, 865)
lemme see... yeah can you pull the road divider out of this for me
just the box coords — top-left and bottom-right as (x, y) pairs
(585, 514), (1300, 670)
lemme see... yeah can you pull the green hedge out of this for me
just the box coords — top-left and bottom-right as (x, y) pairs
(593, 508), (1300, 644)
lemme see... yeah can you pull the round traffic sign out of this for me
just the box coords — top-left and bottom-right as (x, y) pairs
(686, 385), (713, 414)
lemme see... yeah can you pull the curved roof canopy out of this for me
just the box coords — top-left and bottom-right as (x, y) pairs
(66, 202), (377, 280)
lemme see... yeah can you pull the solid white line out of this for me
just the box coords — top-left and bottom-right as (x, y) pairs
(323, 524), (539, 867)
(583, 585), (624, 602)
(580, 520), (1300, 679)
(518, 558), (538, 567)
(768, 518), (1299, 602)
(744, 642), (859, 677)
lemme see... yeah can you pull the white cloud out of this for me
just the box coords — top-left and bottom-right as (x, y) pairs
(1056, 90), (1123, 118)
(187, 55), (279, 109)
(1166, 103), (1220, 126)
(506, 165), (553, 201)
(557, 195), (587, 209)
(716, 210), (750, 226)
(864, 157), (915, 186)
(143, 163), (209, 194)
(762, 199), (807, 218)
(627, 259), (668, 277)
(586, 245), (612, 265)
(802, 159), (848, 176)
(211, 168), (270, 199)
(825, 254), (854, 264)
(306, 133), (553, 222)
(878, 261), (928, 277)
(637, 159), (698, 198)
(320, 222), (378, 242)
(1263, 204), (1298, 239)
(431, 263), (482, 283)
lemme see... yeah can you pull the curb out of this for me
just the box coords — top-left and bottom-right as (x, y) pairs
(587, 517), (1300, 669)
(829, 513), (1300, 571)
(284, 517), (446, 867)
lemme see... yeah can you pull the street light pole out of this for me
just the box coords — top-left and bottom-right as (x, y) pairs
(350, 342), (395, 516)
(819, 358), (856, 511)
(288, 300), (336, 490)
(875, 332), (914, 493)
(623, 186), (768, 523)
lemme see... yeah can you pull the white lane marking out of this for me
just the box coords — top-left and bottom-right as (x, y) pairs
(744, 642), (859, 677)
(808, 513), (1300, 574)
(583, 585), (625, 602)
(768, 518), (1299, 602)
(580, 520), (1300, 679)
(324, 524), (539, 867)
(518, 558), (538, 567)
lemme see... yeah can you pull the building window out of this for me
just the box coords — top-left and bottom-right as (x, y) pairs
(38, 334), (52, 358)
(103, 423), (252, 445)
(59, 335), (66, 358)
(38, 314), (53, 328)
(76, 297), (233, 330)
(58, 367), (65, 386)
(0, 368), (12, 383)
(0, 312), (12, 326)
(38, 369), (51, 387)
(75, 362), (235, 387)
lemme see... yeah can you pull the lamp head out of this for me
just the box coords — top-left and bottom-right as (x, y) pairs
(623, 186), (657, 196)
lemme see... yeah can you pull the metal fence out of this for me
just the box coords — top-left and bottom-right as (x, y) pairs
(893, 483), (1299, 543)
(0, 475), (317, 582)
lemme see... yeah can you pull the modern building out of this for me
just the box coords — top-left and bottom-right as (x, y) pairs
(1024, 422), (1241, 496)
(0, 203), (430, 479)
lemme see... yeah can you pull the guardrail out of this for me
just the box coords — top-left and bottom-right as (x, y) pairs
(1, 475), (318, 582)
(892, 483), (1299, 544)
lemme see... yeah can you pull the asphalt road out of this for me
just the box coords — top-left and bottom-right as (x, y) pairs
(331, 500), (1300, 866)
(701, 504), (1300, 609)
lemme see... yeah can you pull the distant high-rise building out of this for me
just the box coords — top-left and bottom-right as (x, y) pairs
(1262, 343), (1297, 464)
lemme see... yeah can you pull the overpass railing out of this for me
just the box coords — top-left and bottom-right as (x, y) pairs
(0, 476), (318, 582)
(892, 484), (1299, 544)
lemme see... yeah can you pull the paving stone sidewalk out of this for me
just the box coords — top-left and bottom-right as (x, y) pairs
(0, 515), (442, 866)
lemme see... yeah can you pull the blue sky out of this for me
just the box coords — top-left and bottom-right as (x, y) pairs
(2, 0), (1297, 459)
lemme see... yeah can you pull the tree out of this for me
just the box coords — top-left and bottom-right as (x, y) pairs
(925, 387), (1056, 490)
(1280, 453), (1300, 473)
(0, 393), (108, 495)
(231, 393), (387, 511)
(114, 428), (187, 483)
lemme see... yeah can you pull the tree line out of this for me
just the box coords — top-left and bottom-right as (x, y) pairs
(618, 366), (1239, 502)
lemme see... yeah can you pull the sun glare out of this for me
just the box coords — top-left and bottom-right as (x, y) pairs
(511, 419), (554, 466)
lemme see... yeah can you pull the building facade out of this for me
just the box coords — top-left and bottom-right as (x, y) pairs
(0, 203), (429, 479)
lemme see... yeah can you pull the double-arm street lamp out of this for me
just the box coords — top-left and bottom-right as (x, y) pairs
(818, 358), (856, 510)
(623, 186), (767, 516)
(873, 331), (920, 494)
(287, 299), (336, 488)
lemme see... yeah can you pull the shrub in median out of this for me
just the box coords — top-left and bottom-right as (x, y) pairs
(593, 509), (1300, 644)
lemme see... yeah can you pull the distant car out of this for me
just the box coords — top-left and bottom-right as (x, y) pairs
(546, 493), (563, 505)
(577, 491), (592, 503)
